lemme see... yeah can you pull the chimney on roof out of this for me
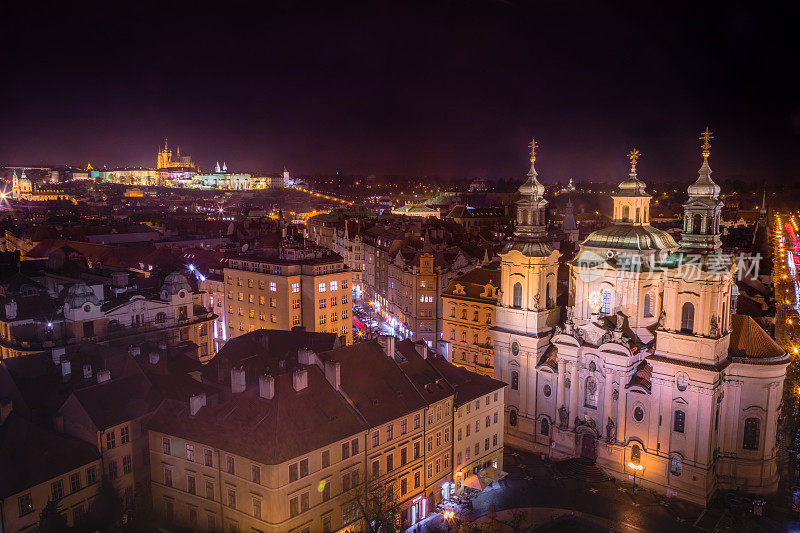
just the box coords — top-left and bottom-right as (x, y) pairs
(377, 335), (396, 359)
(4, 301), (17, 320)
(96, 369), (111, 383)
(298, 347), (319, 367)
(292, 368), (308, 391)
(0, 399), (12, 425)
(149, 352), (160, 365)
(324, 361), (341, 391)
(258, 374), (275, 399)
(83, 364), (92, 379)
(128, 345), (141, 357)
(51, 347), (65, 365)
(231, 367), (246, 394)
(415, 342), (428, 359)
(189, 393), (207, 416)
(61, 360), (72, 381)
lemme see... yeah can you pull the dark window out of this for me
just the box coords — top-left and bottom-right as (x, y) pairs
(540, 418), (549, 436)
(681, 302), (695, 333)
(513, 282), (522, 308)
(644, 293), (652, 317)
(511, 371), (519, 390)
(631, 444), (641, 465)
(509, 410), (518, 427)
(673, 410), (686, 433)
(743, 417), (760, 450)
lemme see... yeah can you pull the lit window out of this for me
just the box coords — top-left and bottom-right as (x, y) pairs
(318, 282), (326, 293)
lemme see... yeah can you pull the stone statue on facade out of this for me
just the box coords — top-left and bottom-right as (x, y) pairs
(558, 405), (568, 428)
(606, 417), (616, 442)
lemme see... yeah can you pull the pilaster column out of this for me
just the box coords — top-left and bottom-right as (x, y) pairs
(616, 372), (627, 442)
(568, 361), (579, 429)
(557, 359), (566, 412)
(603, 369), (614, 436)
(764, 382), (780, 457)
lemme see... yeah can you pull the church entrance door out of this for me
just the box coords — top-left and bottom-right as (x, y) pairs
(580, 433), (596, 461)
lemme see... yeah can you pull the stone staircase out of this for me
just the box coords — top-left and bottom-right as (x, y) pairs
(554, 458), (612, 483)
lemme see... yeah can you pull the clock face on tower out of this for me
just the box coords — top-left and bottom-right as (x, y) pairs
(511, 342), (520, 356)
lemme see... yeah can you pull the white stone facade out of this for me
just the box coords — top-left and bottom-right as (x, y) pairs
(494, 142), (788, 504)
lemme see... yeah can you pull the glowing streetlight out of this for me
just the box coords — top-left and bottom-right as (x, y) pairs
(627, 461), (643, 494)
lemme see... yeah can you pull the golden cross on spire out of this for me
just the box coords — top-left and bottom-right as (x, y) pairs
(700, 127), (714, 158)
(628, 148), (641, 167)
(528, 138), (539, 163)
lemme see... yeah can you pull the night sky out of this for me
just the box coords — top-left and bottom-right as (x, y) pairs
(1, 1), (797, 182)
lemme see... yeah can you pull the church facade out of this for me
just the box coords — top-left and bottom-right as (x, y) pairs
(493, 133), (788, 504)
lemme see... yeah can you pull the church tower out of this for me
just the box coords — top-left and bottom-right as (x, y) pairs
(657, 128), (735, 364)
(493, 139), (560, 447)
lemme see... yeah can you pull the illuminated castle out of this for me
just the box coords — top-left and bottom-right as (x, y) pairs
(156, 138), (197, 170)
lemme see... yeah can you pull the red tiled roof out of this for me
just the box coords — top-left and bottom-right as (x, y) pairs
(729, 314), (785, 360)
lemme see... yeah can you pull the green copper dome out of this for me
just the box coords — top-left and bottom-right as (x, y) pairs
(582, 224), (677, 251)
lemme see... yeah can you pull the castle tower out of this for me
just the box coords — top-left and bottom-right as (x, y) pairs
(493, 139), (560, 447)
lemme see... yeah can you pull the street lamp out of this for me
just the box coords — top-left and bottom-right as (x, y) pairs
(627, 462), (643, 494)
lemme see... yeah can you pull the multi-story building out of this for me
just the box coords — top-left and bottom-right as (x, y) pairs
(319, 335), (429, 527)
(1, 269), (216, 362)
(146, 329), (506, 531)
(427, 357), (506, 488)
(0, 403), (102, 532)
(441, 264), (500, 375)
(222, 241), (352, 345)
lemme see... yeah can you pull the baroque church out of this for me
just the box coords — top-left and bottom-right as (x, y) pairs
(493, 132), (788, 504)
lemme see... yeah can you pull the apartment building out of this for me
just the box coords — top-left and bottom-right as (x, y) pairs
(0, 403), (102, 532)
(1, 270), (216, 362)
(145, 330), (507, 532)
(427, 355), (505, 488)
(440, 264), (500, 375)
(318, 336), (429, 526)
(223, 241), (352, 345)
(60, 370), (163, 508)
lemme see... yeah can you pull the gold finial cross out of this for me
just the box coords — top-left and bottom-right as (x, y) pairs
(700, 127), (714, 158)
(628, 148), (641, 167)
(528, 138), (539, 163)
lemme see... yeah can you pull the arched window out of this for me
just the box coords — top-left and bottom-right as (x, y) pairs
(511, 371), (519, 390)
(680, 302), (694, 333)
(540, 418), (550, 436)
(601, 289), (612, 315)
(669, 455), (682, 476)
(509, 410), (518, 427)
(631, 444), (641, 465)
(743, 417), (760, 450)
(622, 205), (630, 222)
(545, 283), (551, 308)
(693, 214), (703, 234)
(513, 282), (523, 308)
(635, 207), (641, 223)
(643, 293), (653, 318)
(673, 410), (685, 433)
(584, 377), (598, 409)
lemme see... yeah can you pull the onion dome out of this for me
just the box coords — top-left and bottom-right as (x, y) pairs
(687, 157), (721, 198)
(518, 171), (545, 199)
(65, 283), (101, 309)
